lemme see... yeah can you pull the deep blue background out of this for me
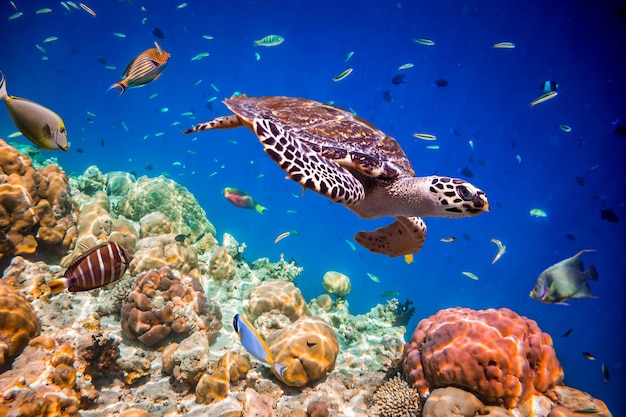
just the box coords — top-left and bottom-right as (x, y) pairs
(1, 1), (624, 414)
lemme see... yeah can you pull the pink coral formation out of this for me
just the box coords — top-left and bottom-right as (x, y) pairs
(402, 307), (564, 408)
(0, 280), (40, 371)
(266, 316), (339, 387)
(244, 279), (310, 323)
(121, 266), (222, 347)
(0, 139), (76, 266)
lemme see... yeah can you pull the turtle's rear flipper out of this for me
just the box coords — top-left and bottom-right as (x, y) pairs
(254, 118), (365, 205)
(184, 115), (242, 134)
(354, 216), (426, 257)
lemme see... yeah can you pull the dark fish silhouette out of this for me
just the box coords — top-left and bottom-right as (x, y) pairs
(152, 27), (166, 39)
(434, 78), (448, 87)
(381, 89), (392, 103)
(582, 351), (596, 360)
(145, 164), (154, 171)
(49, 242), (133, 293)
(575, 176), (585, 186)
(602, 363), (609, 382)
(564, 232), (576, 241)
(560, 328), (574, 338)
(391, 74), (406, 86)
(461, 166), (474, 177)
(100, 138), (105, 147)
(96, 57), (107, 65)
(174, 234), (187, 243)
(612, 118), (626, 139)
(600, 208), (620, 223)
(530, 249), (598, 304)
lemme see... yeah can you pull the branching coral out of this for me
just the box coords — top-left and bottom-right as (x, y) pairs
(370, 374), (420, 417)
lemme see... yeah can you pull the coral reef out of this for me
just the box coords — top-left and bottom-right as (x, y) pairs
(402, 307), (564, 408)
(370, 374), (420, 417)
(121, 267), (222, 347)
(266, 316), (339, 387)
(208, 246), (236, 280)
(251, 253), (303, 282)
(161, 331), (211, 385)
(195, 351), (251, 405)
(0, 139), (76, 267)
(244, 279), (310, 323)
(322, 271), (351, 298)
(130, 231), (199, 278)
(0, 280), (41, 371)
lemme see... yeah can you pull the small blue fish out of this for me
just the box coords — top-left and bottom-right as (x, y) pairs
(233, 314), (287, 377)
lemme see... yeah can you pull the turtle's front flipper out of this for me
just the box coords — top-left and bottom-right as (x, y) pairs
(183, 115), (242, 134)
(254, 118), (365, 205)
(354, 216), (426, 257)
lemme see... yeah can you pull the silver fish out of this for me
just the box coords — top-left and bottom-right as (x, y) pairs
(530, 249), (598, 304)
(0, 72), (68, 151)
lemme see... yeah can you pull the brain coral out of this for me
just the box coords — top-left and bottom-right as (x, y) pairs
(0, 139), (75, 265)
(322, 271), (351, 297)
(244, 279), (310, 323)
(266, 316), (339, 387)
(120, 266), (222, 347)
(402, 307), (563, 408)
(0, 281), (41, 371)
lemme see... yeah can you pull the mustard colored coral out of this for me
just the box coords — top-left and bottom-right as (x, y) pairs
(208, 246), (236, 280)
(322, 271), (351, 297)
(244, 279), (310, 323)
(0, 281), (40, 371)
(266, 316), (339, 387)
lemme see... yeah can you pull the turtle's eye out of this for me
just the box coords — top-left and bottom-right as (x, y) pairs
(457, 185), (473, 201)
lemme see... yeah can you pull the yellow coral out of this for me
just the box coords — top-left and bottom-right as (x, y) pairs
(322, 271), (351, 297)
(244, 279), (310, 323)
(209, 246), (236, 280)
(195, 366), (230, 404)
(266, 316), (338, 387)
(0, 281), (40, 371)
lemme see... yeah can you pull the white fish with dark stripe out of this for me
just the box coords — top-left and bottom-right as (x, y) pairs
(108, 41), (170, 96)
(49, 242), (133, 293)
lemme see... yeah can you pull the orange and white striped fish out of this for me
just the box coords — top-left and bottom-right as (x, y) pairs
(49, 242), (133, 293)
(108, 41), (170, 96)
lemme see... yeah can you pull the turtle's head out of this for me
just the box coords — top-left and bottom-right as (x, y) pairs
(428, 176), (489, 218)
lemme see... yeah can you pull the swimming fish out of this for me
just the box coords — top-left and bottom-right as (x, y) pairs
(398, 63), (414, 70)
(434, 78), (449, 87)
(49, 242), (133, 293)
(254, 35), (284, 47)
(367, 272), (380, 283)
(413, 133), (437, 141)
(108, 41), (170, 96)
(529, 250), (598, 304)
(600, 208), (619, 223)
(601, 363), (609, 382)
(560, 328), (574, 338)
(345, 239), (356, 251)
(440, 237), (457, 243)
(274, 231), (292, 244)
(223, 187), (267, 214)
(0, 72), (68, 151)
(174, 234), (187, 243)
(404, 254), (413, 264)
(391, 74), (406, 86)
(573, 408), (602, 414)
(559, 124), (571, 133)
(582, 351), (596, 360)
(530, 208), (547, 218)
(490, 238), (506, 264)
(233, 314), (287, 377)
(462, 271), (479, 280)
(541, 81), (559, 92)
(152, 27), (166, 39)
(333, 68), (353, 82)
(530, 91), (558, 107)
(381, 291), (400, 297)
(493, 41), (515, 49)
(413, 38), (435, 46)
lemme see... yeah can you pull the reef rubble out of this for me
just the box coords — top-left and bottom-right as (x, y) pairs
(0, 141), (613, 416)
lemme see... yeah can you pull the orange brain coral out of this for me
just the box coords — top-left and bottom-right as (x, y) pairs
(0, 281), (41, 371)
(402, 307), (563, 409)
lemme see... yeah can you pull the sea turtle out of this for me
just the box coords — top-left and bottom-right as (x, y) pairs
(184, 95), (489, 257)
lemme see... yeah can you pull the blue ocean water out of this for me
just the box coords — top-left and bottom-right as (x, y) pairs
(1, 0), (624, 414)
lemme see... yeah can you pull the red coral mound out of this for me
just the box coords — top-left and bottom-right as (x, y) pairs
(402, 307), (563, 409)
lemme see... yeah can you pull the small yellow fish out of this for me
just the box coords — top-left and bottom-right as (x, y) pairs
(559, 124), (572, 133)
(398, 63), (414, 70)
(333, 68), (353, 82)
(0, 72), (68, 151)
(108, 42), (170, 96)
(462, 271), (479, 280)
(414, 38), (435, 46)
(440, 237), (457, 243)
(530, 208), (547, 218)
(530, 91), (557, 107)
(274, 231), (292, 244)
(413, 133), (437, 141)
(404, 254), (414, 264)
(254, 34), (284, 47)
(367, 272), (380, 283)
(490, 238), (506, 264)
(493, 41), (516, 49)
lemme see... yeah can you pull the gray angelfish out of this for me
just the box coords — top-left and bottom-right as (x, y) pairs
(530, 249), (598, 305)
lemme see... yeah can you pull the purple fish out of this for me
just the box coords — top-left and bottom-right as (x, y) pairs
(50, 242), (133, 293)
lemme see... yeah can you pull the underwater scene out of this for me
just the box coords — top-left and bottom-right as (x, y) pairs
(0, 0), (624, 416)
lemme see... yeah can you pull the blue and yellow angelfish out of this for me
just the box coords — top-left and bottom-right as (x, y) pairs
(233, 314), (287, 378)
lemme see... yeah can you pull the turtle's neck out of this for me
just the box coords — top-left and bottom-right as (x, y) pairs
(347, 176), (443, 219)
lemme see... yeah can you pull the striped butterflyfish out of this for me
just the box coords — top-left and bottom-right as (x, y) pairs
(49, 242), (133, 293)
(108, 41), (170, 96)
